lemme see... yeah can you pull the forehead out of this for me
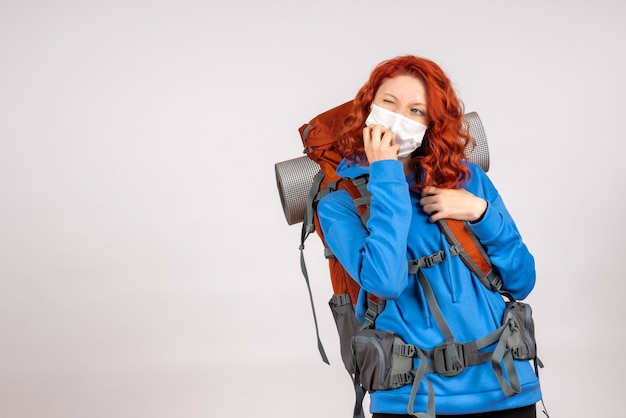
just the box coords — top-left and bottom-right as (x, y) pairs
(376, 74), (427, 102)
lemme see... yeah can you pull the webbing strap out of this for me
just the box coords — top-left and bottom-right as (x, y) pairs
(301, 171), (325, 243)
(416, 266), (521, 392)
(391, 323), (510, 417)
(298, 170), (330, 365)
(421, 223), (523, 396)
(417, 270), (454, 343)
(330, 293), (352, 307)
(349, 176), (371, 224)
(351, 372), (366, 418)
(417, 270), (464, 372)
(407, 348), (435, 418)
(491, 321), (522, 397)
(298, 246), (329, 365)
(298, 171), (365, 364)
(405, 262), (516, 416)
(437, 219), (503, 292)
(301, 123), (313, 142)
(361, 296), (386, 330)
(408, 251), (446, 274)
(473, 323), (507, 350)
(402, 268), (456, 417)
(390, 371), (415, 386)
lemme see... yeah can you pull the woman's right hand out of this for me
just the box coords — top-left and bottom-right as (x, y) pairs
(363, 124), (400, 163)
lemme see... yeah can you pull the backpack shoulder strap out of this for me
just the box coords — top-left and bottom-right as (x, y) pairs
(437, 218), (503, 292)
(341, 177), (503, 296)
(338, 175), (370, 222)
(337, 176), (385, 330)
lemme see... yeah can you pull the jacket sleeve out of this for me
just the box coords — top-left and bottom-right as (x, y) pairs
(466, 165), (536, 300)
(317, 160), (412, 299)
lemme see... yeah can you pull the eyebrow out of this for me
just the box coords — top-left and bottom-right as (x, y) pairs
(381, 93), (427, 107)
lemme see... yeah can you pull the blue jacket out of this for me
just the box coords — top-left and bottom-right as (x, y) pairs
(317, 158), (542, 415)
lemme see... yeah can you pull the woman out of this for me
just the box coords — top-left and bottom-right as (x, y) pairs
(317, 56), (542, 417)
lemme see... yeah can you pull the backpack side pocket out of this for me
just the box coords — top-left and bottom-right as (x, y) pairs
(329, 295), (363, 374)
(352, 328), (413, 392)
(502, 301), (537, 360)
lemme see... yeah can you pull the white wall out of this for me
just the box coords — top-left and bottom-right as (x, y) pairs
(1, 1), (624, 417)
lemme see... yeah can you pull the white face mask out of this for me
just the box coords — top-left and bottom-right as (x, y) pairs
(365, 103), (427, 158)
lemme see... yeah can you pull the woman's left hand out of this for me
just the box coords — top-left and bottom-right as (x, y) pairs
(419, 187), (487, 223)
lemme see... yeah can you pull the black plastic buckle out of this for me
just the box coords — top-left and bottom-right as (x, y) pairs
(433, 342), (466, 376)
(424, 251), (445, 267)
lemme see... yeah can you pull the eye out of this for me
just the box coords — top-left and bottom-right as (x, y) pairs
(411, 108), (425, 115)
(383, 99), (394, 104)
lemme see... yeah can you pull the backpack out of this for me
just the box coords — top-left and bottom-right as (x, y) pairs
(274, 100), (544, 418)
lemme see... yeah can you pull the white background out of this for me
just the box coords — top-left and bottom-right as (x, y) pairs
(1, 1), (624, 417)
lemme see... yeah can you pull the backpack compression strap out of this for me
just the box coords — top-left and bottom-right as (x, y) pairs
(299, 170), (332, 364)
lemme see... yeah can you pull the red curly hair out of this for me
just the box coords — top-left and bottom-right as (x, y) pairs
(338, 55), (474, 190)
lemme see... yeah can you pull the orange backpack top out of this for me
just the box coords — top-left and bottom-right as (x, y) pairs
(298, 100), (365, 306)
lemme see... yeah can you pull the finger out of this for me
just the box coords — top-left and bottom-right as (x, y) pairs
(429, 212), (443, 223)
(421, 202), (441, 221)
(419, 197), (431, 208)
(381, 130), (395, 146)
(363, 126), (372, 145)
(370, 124), (385, 143)
(421, 202), (438, 215)
(419, 193), (439, 206)
(426, 186), (441, 196)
